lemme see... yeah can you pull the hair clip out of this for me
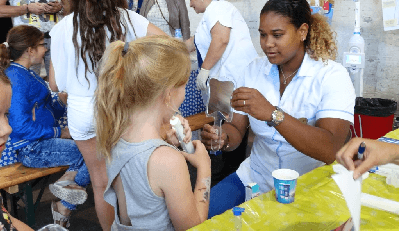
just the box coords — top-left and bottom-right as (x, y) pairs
(2, 42), (9, 48)
(122, 41), (129, 56)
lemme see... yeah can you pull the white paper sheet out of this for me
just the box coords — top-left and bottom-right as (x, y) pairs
(361, 193), (399, 214)
(382, 0), (399, 31)
(332, 171), (362, 231)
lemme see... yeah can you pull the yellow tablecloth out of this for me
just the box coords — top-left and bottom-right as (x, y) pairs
(383, 129), (399, 140)
(189, 163), (399, 231)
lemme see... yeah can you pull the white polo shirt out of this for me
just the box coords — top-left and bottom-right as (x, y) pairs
(235, 53), (356, 193)
(194, 1), (258, 86)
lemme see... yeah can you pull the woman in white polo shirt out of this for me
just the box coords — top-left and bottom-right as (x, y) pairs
(201, 0), (356, 218)
(186, 0), (258, 90)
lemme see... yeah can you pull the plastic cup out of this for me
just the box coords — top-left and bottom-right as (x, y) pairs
(272, 169), (299, 204)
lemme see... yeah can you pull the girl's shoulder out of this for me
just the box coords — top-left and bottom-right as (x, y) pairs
(149, 144), (187, 178)
(151, 145), (184, 167)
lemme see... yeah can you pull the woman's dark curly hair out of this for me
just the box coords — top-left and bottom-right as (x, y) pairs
(70, 0), (134, 83)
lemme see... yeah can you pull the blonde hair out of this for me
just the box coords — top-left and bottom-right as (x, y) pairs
(95, 35), (191, 160)
(307, 13), (337, 61)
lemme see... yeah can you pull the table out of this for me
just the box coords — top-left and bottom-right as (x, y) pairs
(189, 163), (399, 230)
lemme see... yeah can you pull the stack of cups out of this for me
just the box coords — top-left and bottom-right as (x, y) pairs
(272, 169), (299, 204)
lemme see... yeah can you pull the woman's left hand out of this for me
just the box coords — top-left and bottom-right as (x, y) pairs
(165, 115), (192, 148)
(231, 87), (275, 122)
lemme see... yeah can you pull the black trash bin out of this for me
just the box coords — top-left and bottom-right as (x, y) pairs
(351, 97), (397, 139)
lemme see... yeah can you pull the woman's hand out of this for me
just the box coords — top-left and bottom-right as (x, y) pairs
(200, 124), (227, 150)
(196, 68), (210, 91)
(165, 115), (192, 149)
(44, 1), (62, 14)
(180, 140), (211, 170)
(336, 137), (399, 179)
(26, 2), (46, 15)
(231, 87), (275, 122)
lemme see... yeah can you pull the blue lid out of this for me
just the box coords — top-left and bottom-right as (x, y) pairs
(209, 150), (222, 155)
(232, 207), (245, 216)
(358, 142), (366, 154)
(252, 184), (259, 193)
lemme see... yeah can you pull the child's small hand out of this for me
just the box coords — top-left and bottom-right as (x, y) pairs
(181, 140), (210, 170)
(165, 126), (179, 147)
(165, 115), (192, 148)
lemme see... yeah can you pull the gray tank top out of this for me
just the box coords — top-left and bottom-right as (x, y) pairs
(104, 139), (176, 231)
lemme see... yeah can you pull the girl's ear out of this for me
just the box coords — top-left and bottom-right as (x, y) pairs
(163, 87), (173, 104)
(27, 47), (33, 55)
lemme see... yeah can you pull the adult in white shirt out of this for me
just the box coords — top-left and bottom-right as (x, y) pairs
(186, 0), (258, 90)
(201, 0), (356, 218)
(48, 0), (166, 230)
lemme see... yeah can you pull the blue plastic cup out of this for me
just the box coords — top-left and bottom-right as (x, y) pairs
(272, 169), (299, 204)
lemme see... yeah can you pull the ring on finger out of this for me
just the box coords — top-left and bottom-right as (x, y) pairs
(243, 100), (246, 106)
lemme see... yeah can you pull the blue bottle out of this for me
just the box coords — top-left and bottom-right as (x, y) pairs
(174, 28), (183, 40)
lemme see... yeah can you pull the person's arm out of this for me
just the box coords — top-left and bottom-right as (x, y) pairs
(49, 60), (59, 92)
(146, 22), (168, 36)
(336, 138), (399, 179)
(8, 75), (62, 140)
(9, 215), (34, 231)
(176, 0), (190, 41)
(0, 0), (46, 17)
(200, 22), (230, 71)
(231, 87), (350, 165)
(148, 141), (211, 230)
(185, 36), (195, 52)
(201, 112), (249, 151)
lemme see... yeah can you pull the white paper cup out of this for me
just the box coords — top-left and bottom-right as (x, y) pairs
(272, 169), (299, 204)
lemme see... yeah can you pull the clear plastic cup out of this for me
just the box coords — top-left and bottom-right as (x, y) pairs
(272, 169), (299, 204)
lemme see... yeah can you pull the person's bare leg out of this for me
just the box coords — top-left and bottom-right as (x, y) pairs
(75, 137), (114, 231)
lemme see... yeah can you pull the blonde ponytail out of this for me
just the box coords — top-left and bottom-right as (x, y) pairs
(95, 36), (191, 160)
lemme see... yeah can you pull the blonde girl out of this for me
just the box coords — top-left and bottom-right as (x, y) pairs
(96, 35), (211, 231)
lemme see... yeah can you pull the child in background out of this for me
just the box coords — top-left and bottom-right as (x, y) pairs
(96, 36), (211, 231)
(0, 26), (90, 228)
(0, 73), (34, 231)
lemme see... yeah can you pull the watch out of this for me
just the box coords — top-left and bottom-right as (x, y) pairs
(266, 106), (285, 127)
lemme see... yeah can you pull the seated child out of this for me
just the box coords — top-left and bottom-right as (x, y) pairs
(0, 26), (91, 228)
(0, 71), (34, 231)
